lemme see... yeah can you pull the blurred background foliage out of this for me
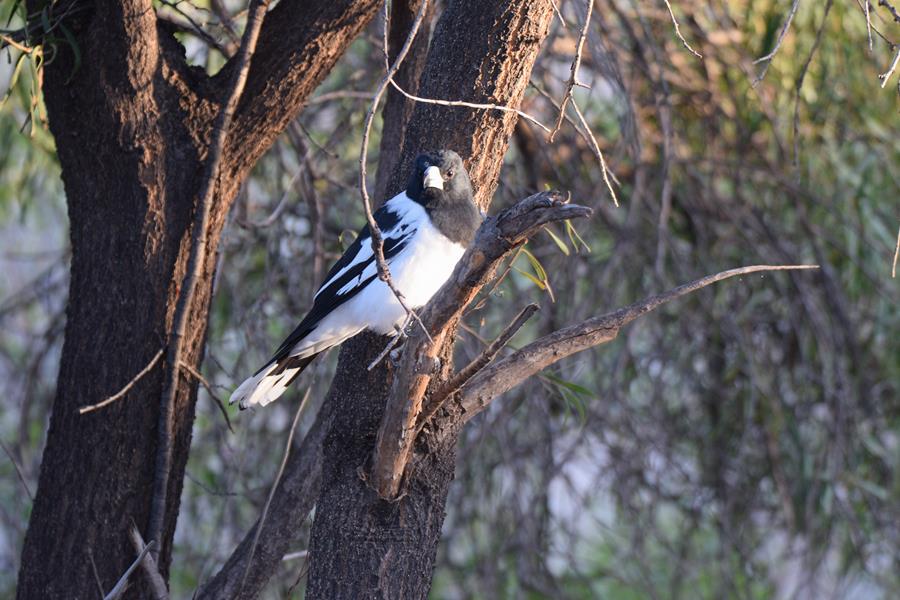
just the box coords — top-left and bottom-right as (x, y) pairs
(1, 0), (898, 597)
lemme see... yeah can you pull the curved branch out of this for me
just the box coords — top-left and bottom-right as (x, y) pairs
(457, 264), (820, 419)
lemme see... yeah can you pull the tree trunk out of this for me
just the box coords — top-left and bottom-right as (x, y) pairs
(17, 1), (378, 596)
(17, 13), (216, 597)
(305, 1), (554, 596)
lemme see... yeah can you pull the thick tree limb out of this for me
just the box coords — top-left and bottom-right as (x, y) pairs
(224, 0), (381, 173)
(457, 265), (820, 419)
(149, 0), (270, 560)
(370, 191), (592, 499)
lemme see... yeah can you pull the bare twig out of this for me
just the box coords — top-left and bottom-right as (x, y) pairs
(0, 438), (33, 500)
(88, 550), (105, 600)
(388, 80), (552, 134)
(282, 550), (309, 561)
(358, 0), (433, 343)
(79, 350), (164, 415)
(880, 0), (900, 24)
(235, 167), (303, 229)
(103, 539), (156, 600)
(570, 99), (620, 206)
(792, 0), (833, 171)
(179, 362), (234, 433)
(548, 0), (593, 142)
(892, 224), (899, 278)
(417, 303), (539, 431)
(127, 525), (168, 600)
(148, 0), (270, 561)
(879, 45), (900, 87)
(304, 90), (374, 105)
(458, 265), (820, 418)
(662, 0), (702, 58)
(549, 0), (567, 28)
(368, 314), (411, 370)
(238, 386), (312, 597)
(753, 0), (802, 85)
(209, 0), (240, 43)
(155, 1), (231, 57)
(0, 33), (32, 53)
(530, 81), (620, 205)
(864, 0), (873, 51)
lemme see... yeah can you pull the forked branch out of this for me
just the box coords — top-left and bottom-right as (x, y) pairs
(373, 257), (818, 500)
(370, 191), (592, 499)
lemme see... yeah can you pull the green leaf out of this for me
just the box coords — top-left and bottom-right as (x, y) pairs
(0, 50), (27, 108)
(58, 22), (81, 83)
(544, 226), (570, 256)
(845, 474), (889, 501)
(520, 247), (555, 301)
(6, 0), (23, 27)
(521, 247), (547, 281)
(542, 372), (595, 397)
(512, 265), (546, 290)
(565, 219), (592, 253)
(542, 373), (593, 425)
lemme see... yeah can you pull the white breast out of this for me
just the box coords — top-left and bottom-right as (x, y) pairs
(352, 205), (465, 335)
(391, 216), (466, 308)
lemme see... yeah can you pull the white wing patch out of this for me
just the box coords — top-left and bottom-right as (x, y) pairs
(314, 193), (422, 300)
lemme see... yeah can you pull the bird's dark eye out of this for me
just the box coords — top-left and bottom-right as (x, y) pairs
(446, 169), (455, 178)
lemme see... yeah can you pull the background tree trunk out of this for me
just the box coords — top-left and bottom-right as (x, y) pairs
(305, 1), (554, 596)
(16, 1), (378, 596)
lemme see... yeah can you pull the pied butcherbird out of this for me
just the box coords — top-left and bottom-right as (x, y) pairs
(230, 149), (481, 409)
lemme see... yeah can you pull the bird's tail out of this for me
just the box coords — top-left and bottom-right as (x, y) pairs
(229, 354), (318, 410)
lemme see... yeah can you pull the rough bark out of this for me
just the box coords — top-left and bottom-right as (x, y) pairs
(305, 1), (555, 597)
(373, 0), (436, 201)
(17, 1), (378, 597)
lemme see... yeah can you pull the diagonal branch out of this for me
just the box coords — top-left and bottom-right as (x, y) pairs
(417, 303), (539, 431)
(370, 191), (592, 499)
(752, 0), (802, 85)
(457, 264), (820, 419)
(148, 0), (270, 562)
(78, 349), (164, 415)
(548, 0), (593, 142)
(104, 539), (157, 600)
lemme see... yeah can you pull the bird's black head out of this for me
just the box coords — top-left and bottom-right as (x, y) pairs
(406, 149), (474, 206)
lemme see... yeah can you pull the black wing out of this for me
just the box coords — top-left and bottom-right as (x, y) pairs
(267, 202), (417, 363)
